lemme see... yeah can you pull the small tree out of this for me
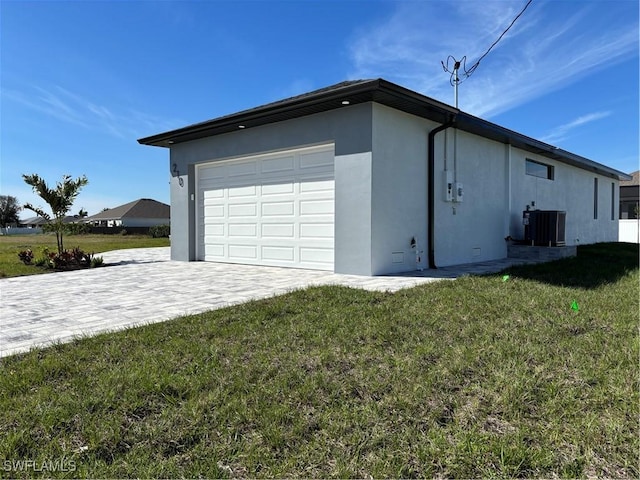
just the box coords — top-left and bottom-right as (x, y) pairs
(77, 207), (88, 218)
(22, 174), (89, 254)
(0, 195), (21, 227)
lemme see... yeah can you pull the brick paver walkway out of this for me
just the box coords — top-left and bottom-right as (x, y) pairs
(0, 247), (534, 358)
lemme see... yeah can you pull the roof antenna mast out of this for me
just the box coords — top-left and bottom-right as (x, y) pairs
(441, 56), (465, 109)
(452, 60), (460, 109)
(441, 0), (534, 109)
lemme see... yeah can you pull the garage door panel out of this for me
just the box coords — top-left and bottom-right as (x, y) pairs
(300, 247), (333, 264)
(300, 178), (334, 193)
(262, 156), (295, 174)
(205, 224), (224, 236)
(200, 165), (226, 181)
(262, 223), (295, 238)
(205, 244), (225, 257)
(229, 244), (258, 259)
(229, 203), (257, 217)
(300, 150), (334, 169)
(198, 145), (334, 270)
(228, 223), (257, 237)
(262, 201), (294, 216)
(203, 188), (224, 199)
(262, 182), (294, 195)
(262, 245), (295, 262)
(204, 205), (225, 217)
(228, 162), (257, 177)
(228, 185), (257, 198)
(300, 199), (334, 215)
(300, 223), (333, 239)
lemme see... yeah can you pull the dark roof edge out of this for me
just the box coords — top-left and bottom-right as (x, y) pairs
(138, 78), (630, 181)
(137, 79), (385, 146)
(454, 112), (631, 181)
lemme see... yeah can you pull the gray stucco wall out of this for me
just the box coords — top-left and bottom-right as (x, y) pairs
(509, 149), (619, 244)
(433, 130), (509, 266)
(334, 152), (373, 275)
(168, 103), (375, 272)
(370, 104), (438, 274)
(165, 99), (620, 273)
(431, 127), (619, 267)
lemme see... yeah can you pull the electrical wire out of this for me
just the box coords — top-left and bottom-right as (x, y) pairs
(442, 0), (533, 84)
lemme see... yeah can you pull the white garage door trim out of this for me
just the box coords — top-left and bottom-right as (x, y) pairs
(196, 144), (335, 271)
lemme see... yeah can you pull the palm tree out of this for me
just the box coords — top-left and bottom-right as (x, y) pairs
(22, 174), (89, 254)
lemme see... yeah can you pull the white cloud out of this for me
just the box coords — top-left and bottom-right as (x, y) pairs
(1, 85), (180, 140)
(347, 0), (639, 118)
(539, 111), (612, 144)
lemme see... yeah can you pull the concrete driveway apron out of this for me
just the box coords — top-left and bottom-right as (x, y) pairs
(1, 247), (460, 358)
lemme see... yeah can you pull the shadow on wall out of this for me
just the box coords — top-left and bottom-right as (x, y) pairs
(504, 242), (639, 290)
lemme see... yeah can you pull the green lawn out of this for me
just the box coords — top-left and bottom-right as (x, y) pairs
(0, 243), (637, 478)
(0, 234), (170, 278)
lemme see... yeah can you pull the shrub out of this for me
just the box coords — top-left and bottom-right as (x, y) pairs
(120, 229), (128, 236)
(18, 249), (34, 265)
(22, 247), (96, 271)
(149, 224), (170, 238)
(90, 256), (104, 268)
(34, 257), (48, 267)
(42, 223), (91, 235)
(42, 223), (56, 234)
(66, 223), (91, 235)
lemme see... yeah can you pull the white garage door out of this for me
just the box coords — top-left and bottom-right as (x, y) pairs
(197, 145), (335, 270)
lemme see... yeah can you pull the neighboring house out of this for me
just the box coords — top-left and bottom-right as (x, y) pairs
(18, 216), (81, 227)
(138, 78), (630, 275)
(619, 170), (639, 219)
(19, 216), (49, 228)
(619, 170), (639, 243)
(83, 198), (170, 227)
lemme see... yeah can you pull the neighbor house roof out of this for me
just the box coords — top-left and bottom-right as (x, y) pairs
(83, 198), (170, 222)
(20, 216), (49, 226)
(138, 78), (631, 181)
(620, 170), (639, 187)
(20, 216), (85, 225)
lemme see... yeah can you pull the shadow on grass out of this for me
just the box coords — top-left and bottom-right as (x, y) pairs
(505, 242), (639, 289)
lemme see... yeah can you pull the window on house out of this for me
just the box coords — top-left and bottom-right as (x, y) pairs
(526, 159), (554, 180)
(611, 182), (615, 221)
(593, 178), (598, 219)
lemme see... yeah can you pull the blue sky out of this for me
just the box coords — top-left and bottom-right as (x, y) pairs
(1, 0), (638, 218)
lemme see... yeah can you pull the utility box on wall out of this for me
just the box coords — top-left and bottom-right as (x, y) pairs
(523, 210), (566, 246)
(443, 171), (463, 202)
(444, 171), (454, 202)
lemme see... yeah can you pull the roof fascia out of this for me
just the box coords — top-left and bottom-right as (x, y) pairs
(138, 80), (386, 147)
(138, 78), (629, 181)
(455, 113), (631, 181)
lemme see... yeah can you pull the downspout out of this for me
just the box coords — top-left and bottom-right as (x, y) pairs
(428, 116), (456, 269)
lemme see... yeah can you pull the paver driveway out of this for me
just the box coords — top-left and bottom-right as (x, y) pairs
(0, 247), (530, 358)
(0, 248), (437, 357)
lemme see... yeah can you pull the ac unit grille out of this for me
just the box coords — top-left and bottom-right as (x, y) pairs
(523, 210), (566, 246)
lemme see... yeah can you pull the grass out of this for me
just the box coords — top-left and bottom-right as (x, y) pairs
(0, 234), (170, 278)
(0, 242), (637, 478)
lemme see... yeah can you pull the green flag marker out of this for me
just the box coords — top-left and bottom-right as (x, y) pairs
(502, 275), (510, 282)
(571, 300), (579, 311)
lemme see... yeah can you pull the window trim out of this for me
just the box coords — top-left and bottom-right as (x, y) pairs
(593, 177), (598, 220)
(525, 158), (554, 180)
(611, 182), (615, 221)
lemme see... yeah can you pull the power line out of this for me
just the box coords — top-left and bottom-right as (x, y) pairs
(442, 0), (534, 86)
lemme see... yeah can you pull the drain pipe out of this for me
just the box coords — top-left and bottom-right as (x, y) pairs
(428, 116), (456, 269)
